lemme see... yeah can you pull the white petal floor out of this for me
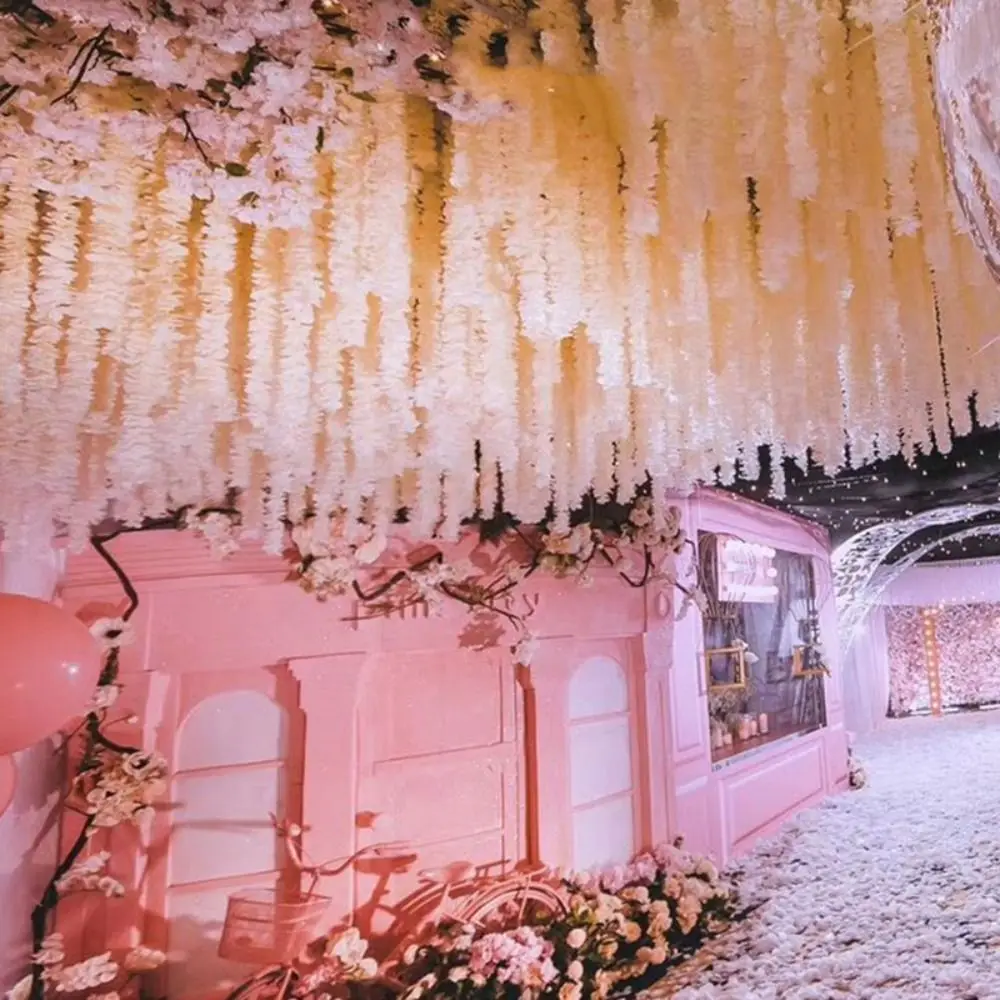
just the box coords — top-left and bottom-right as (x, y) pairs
(654, 711), (1000, 1000)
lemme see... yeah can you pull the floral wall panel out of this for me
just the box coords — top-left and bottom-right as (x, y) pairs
(935, 605), (1000, 707)
(885, 606), (931, 715)
(885, 603), (1000, 714)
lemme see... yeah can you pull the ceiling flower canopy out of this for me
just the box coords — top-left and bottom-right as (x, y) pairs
(1, 0), (999, 549)
(930, 0), (1000, 284)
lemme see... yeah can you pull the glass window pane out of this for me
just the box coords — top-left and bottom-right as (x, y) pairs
(701, 533), (828, 761)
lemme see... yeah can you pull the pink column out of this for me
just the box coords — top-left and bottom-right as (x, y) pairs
(639, 581), (674, 849)
(289, 654), (366, 916)
(522, 643), (573, 869)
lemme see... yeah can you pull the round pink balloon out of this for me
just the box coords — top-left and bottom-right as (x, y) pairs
(0, 595), (102, 756)
(0, 755), (15, 815)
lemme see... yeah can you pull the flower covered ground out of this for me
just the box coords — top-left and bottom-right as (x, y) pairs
(650, 711), (1000, 1000)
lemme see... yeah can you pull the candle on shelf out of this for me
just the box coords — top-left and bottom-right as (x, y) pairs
(750, 717), (759, 737)
(737, 716), (752, 741)
(758, 712), (770, 735)
(722, 731), (734, 747)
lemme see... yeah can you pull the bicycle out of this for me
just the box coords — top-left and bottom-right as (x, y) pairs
(219, 818), (413, 1000)
(378, 857), (569, 988)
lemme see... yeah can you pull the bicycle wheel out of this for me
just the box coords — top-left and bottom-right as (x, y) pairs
(459, 881), (568, 931)
(224, 966), (299, 1000)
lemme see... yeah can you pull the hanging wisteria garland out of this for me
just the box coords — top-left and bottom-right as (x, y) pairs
(2, 0), (999, 548)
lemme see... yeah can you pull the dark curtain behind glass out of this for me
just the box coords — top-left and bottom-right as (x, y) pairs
(701, 534), (827, 737)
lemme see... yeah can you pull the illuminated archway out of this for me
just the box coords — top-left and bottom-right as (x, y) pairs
(833, 504), (1000, 653)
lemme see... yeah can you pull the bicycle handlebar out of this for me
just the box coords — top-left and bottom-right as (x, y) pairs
(273, 815), (412, 878)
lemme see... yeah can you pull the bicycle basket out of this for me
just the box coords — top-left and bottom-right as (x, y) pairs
(218, 888), (331, 964)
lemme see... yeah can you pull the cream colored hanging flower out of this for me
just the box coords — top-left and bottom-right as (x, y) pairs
(122, 946), (166, 973)
(91, 685), (120, 711)
(6, 976), (31, 1000)
(51, 953), (118, 993)
(33, 933), (66, 967)
(89, 619), (134, 651)
(185, 511), (241, 559)
(353, 531), (388, 566)
(511, 631), (539, 666)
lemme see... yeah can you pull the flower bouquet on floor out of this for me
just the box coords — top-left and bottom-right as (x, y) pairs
(847, 748), (867, 790)
(394, 923), (560, 1000)
(553, 840), (736, 998)
(385, 840), (736, 1000)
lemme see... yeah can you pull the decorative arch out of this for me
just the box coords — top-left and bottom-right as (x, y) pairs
(568, 655), (629, 721)
(176, 689), (288, 772)
(833, 504), (1000, 653)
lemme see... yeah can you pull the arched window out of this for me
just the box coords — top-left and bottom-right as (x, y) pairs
(567, 656), (636, 870)
(167, 691), (289, 998)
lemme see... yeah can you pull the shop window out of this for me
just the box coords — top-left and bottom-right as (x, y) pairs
(568, 656), (636, 869)
(699, 533), (828, 763)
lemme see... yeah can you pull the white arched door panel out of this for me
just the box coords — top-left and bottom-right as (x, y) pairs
(567, 656), (636, 871)
(167, 689), (290, 1000)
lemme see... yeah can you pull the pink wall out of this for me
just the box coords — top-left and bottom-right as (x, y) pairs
(840, 606), (890, 735)
(883, 559), (1000, 607)
(0, 542), (65, 994)
(38, 489), (847, 1000)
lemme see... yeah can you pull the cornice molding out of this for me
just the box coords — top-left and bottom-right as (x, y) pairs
(59, 529), (285, 594)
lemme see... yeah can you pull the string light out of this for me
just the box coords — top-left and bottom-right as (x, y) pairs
(920, 606), (943, 716)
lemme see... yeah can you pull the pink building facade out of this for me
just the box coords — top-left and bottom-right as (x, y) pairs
(4, 489), (848, 999)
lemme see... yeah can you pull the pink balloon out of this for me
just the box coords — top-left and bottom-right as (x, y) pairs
(0, 755), (15, 816)
(0, 595), (103, 756)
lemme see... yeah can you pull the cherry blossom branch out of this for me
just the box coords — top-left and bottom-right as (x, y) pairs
(0, 1), (54, 28)
(177, 110), (217, 168)
(0, 81), (19, 109)
(52, 26), (111, 105)
(614, 547), (654, 589)
(30, 817), (94, 1000)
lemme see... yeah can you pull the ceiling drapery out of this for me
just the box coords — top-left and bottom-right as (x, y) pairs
(1, 1), (999, 549)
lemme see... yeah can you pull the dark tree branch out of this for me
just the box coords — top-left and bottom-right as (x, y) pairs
(177, 110), (216, 167)
(53, 26), (111, 105)
(0, 82), (20, 110)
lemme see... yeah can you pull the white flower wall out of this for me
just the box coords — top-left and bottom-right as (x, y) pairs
(0, 1), (998, 547)
(885, 607), (933, 715)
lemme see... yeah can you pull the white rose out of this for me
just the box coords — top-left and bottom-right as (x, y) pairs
(566, 928), (588, 949)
